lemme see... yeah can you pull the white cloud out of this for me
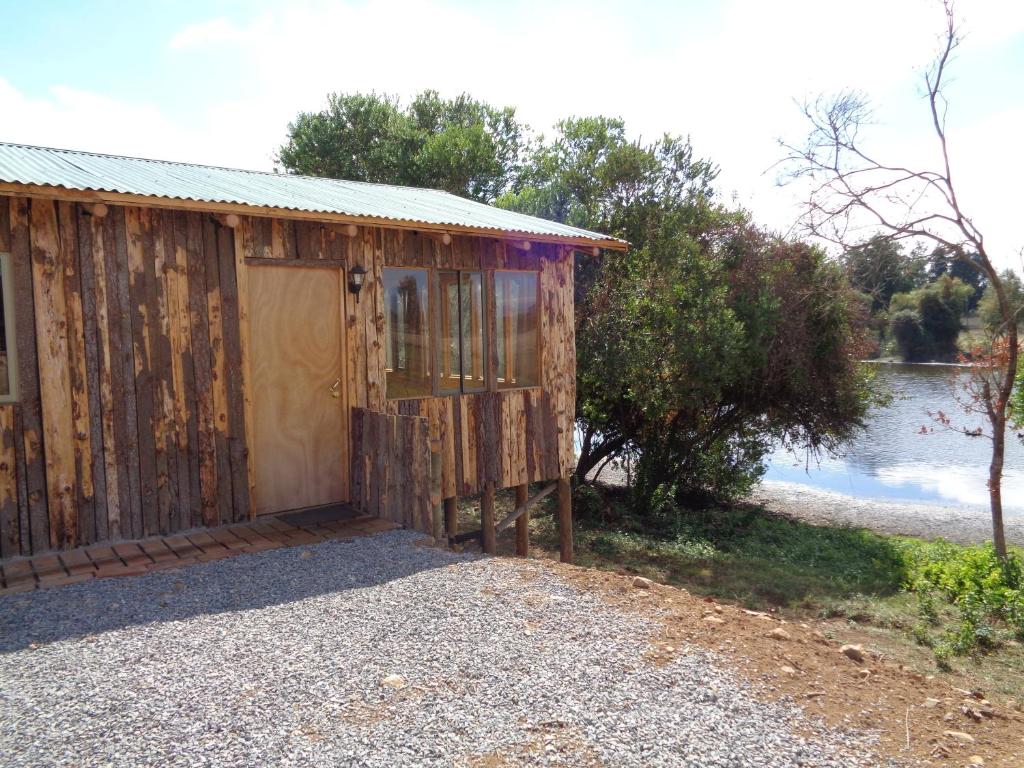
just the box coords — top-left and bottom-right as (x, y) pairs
(167, 17), (260, 50)
(1, 0), (1020, 269)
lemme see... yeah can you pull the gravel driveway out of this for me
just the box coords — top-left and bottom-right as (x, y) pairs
(0, 531), (884, 767)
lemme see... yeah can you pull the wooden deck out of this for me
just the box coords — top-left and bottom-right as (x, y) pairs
(0, 512), (399, 596)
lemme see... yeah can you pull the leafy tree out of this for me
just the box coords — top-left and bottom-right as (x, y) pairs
(978, 270), (1024, 334)
(278, 90), (526, 201)
(843, 236), (928, 312)
(501, 119), (872, 504)
(888, 275), (973, 360)
(928, 245), (987, 311)
(277, 95), (873, 510)
(890, 309), (929, 361)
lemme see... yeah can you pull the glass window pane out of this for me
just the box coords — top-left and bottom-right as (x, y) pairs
(495, 271), (539, 389)
(384, 268), (431, 398)
(460, 272), (486, 392)
(438, 271), (461, 394)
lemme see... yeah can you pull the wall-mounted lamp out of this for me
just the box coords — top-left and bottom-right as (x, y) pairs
(442, 232), (452, 246)
(347, 264), (367, 302)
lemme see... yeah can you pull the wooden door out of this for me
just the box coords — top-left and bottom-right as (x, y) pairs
(248, 265), (346, 515)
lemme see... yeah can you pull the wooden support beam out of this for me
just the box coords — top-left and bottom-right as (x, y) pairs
(514, 483), (529, 558)
(480, 482), (496, 554)
(430, 439), (443, 541)
(244, 257), (346, 268)
(557, 475), (573, 564)
(495, 481), (556, 533)
(444, 496), (458, 539)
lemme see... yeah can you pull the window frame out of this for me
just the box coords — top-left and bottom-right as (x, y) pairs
(383, 264), (542, 401)
(0, 253), (18, 404)
(434, 269), (489, 396)
(493, 268), (541, 391)
(382, 266), (434, 400)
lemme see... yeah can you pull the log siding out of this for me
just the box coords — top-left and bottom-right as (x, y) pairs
(0, 196), (576, 556)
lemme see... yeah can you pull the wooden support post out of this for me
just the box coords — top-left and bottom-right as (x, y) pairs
(481, 482), (496, 555)
(444, 497), (458, 540)
(514, 483), (529, 557)
(430, 439), (443, 541)
(557, 475), (573, 564)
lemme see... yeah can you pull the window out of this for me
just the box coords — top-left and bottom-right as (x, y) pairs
(494, 271), (539, 389)
(384, 268), (431, 398)
(0, 254), (17, 402)
(438, 271), (486, 394)
(383, 265), (538, 399)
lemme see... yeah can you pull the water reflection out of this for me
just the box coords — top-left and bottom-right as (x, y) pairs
(766, 363), (1024, 513)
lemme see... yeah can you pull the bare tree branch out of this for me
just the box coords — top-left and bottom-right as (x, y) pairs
(778, 0), (1019, 557)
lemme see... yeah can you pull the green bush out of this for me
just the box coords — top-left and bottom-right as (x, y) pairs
(888, 275), (973, 360)
(889, 309), (929, 361)
(903, 540), (1024, 657)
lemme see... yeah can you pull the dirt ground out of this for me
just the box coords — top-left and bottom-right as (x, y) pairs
(548, 561), (1024, 768)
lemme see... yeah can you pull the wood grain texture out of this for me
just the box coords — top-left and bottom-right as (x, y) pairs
(248, 265), (345, 515)
(10, 197), (48, 553)
(1, 195), (578, 556)
(87, 209), (122, 540)
(349, 407), (431, 531)
(30, 198), (79, 548)
(0, 406), (18, 557)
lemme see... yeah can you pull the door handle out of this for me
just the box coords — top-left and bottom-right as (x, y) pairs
(329, 378), (341, 398)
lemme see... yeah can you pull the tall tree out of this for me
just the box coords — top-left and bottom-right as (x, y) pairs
(781, 2), (1020, 557)
(843, 235), (927, 312)
(928, 245), (987, 310)
(502, 119), (871, 500)
(278, 90), (526, 202)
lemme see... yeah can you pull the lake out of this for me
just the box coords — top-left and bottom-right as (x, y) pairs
(766, 362), (1024, 514)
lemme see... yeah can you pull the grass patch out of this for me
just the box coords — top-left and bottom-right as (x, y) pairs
(521, 487), (1024, 692)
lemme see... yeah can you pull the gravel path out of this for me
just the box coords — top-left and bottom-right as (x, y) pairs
(754, 480), (1024, 546)
(1, 531), (885, 767)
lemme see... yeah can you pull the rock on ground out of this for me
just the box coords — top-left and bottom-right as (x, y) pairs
(0, 531), (887, 767)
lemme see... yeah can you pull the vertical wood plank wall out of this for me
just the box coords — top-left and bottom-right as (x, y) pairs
(237, 218), (577, 517)
(0, 198), (250, 557)
(0, 197), (576, 556)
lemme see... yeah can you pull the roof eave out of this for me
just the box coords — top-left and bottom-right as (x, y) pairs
(0, 181), (630, 252)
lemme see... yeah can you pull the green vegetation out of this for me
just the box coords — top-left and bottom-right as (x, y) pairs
(978, 269), (1024, 335)
(841, 237), (989, 362)
(278, 90), (525, 202)
(888, 275), (975, 360)
(500, 117), (873, 504)
(532, 487), (1023, 677)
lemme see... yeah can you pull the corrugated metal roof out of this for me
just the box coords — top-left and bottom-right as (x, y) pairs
(0, 142), (626, 248)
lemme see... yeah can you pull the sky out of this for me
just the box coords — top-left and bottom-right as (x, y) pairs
(1, 0), (1022, 269)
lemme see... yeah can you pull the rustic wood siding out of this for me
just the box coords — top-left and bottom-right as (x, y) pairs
(238, 215), (576, 502)
(350, 407), (433, 531)
(0, 198), (249, 555)
(384, 389), (558, 498)
(0, 198), (576, 556)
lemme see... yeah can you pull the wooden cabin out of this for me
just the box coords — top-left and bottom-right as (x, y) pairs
(0, 142), (625, 566)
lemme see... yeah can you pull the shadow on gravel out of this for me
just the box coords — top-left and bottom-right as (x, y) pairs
(0, 531), (466, 653)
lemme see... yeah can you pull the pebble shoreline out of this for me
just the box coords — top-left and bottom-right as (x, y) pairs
(754, 480), (1024, 547)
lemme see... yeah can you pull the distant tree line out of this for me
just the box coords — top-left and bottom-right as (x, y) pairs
(841, 236), (1023, 362)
